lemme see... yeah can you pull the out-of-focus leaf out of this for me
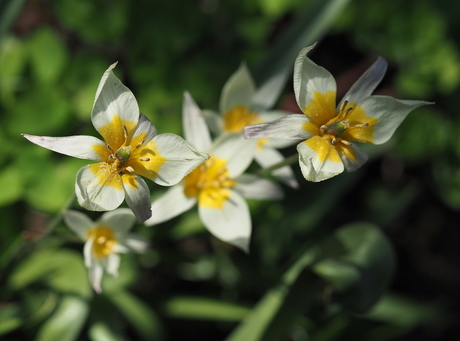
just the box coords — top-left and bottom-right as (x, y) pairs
(163, 296), (249, 322)
(0, 303), (22, 335)
(27, 27), (69, 84)
(0, 36), (26, 103)
(0, 165), (23, 207)
(257, 0), (304, 16)
(0, 0), (27, 44)
(99, 255), (138, 292)
(106, 290), (163, 341)
(312, 223), (395, 313)
(170, 211), (206, 239)
(8, 249), (92, 299)
(23, 290), (59, 326)
(36, 295), (89, 341)
(89, 322), (126, 341)
(253, 0), (351, 85)
(6, 86), (70, 136)
(25, 158), (87, 213)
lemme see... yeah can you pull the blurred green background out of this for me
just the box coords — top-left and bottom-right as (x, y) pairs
(1, 0), (460, 340)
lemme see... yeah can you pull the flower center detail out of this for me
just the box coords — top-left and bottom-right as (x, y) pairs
(223, 104), (262, 133)
(87, 225), (117, 260)
(183, 155), (236, 209)
(319, 101), (369, 146)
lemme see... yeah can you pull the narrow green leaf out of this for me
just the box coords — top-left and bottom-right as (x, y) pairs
(36, 296), (89, 341)
(0, 303), (22, 336)
(89, 322), (126, 341)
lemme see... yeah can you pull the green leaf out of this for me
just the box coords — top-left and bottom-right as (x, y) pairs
(0, 36), (27, 103)
(8, 249), (92, 299)
(0, 303), (22, 336)
(163, 296), (249, 322)
(0, 165), (23, 207)
(313, 223), (395, 313)
(36, 295), (89, 341)
(105, 290), (163, 341)
(27, 27), (69, 84)
(89, 322), (126, 341)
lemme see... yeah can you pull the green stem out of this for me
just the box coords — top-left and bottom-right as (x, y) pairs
(256, 154), (298, 176)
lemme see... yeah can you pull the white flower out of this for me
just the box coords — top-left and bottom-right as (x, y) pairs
(144, 92), (283, 253)
(63, 208), (148, 293)
(203, 63), (298, 188)
(244, 44), (432, 182)
(23, 63), (208, 222)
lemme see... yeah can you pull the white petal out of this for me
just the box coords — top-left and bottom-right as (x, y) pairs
(293, 44), (336, 112)
(103, 253), (120, 277)
(62, 210), (94, 240)
(144, 185), (196, 226)
(201, 109), (223, 135)
(131, 114), (157, 148)
(244, 114), (312, 140)
(360, 96), (433, 145)
(220, 63), (256, 113)
(235, 174), (284, 200)
(210, 133), (256, 177)
(118, 234), (149, 253)
(340, 57), (387, 107)
(251, 68), (289, 111)
(75, 164), (125, 211)
(22, 134), (106, 161)
(340, 144), (369, 172)
(98, 208), (136, 236)
(297, 137), (344, 182)
(92, 63), (140, 134)
(152, 133), (209, 186)
(199, 190), (251, 253)
(254, 148), (299, 188)
(122, 175), (152, 222)
(89, 262), (104, 294)
(84, 238), (95, 268)
(182, 92), (212, 151)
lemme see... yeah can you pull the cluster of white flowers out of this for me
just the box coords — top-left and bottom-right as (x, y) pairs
(23, 44), (430, 292)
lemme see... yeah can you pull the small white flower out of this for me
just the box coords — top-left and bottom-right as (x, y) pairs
(145, 92), (283, 253)
(203, 64), (298, 188)
(244, 44), (433, 182)
(63, 208), (148, 293)
(23, 63), (208, 222)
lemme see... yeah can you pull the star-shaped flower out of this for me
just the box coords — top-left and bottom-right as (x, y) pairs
(144, 92), (283, 252)
(244, 45), (432, 181)
(63, 208), (148, 293)
(23, 63), (208, 221)
(203, 63), (298, 188)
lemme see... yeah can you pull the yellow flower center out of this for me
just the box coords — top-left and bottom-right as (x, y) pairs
(87, 225), (117, 260)
(183, 155), (236, 209)
(222, 104), (263, 133)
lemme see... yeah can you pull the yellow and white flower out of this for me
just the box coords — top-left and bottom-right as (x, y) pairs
(63, 208), (148, 293)
(144, 92), (283, 252)
(203, 64), (298, 188)
(23, 63), (208, 221)
(244, 45), (432, 182)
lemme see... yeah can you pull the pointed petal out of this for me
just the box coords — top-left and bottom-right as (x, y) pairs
(75, 164), (125, 211)
(84, 238), (95, 268)
(122, 175), (152, 222)
(254, 148), (299, 188)
(199, 190), (251, 253)
(340, 57), (387, 107)
(235, 174), (284, 200)
(22, 134), (106, 161)
(92, 63), (140, 144)
(293, 45), (337, 124)
(144, 185), (196, 226)
(201, 109), (223, 135)
(244, 114), (312, 140)
(182, 91), (212, 151)
(119, 234), (149, 253)
(89, 262), (104, 294)
(98, 208), (136, 236)
(103, 253), (120, 277)
(151, 133), (209, 186)
(62, 210), (94, 240)
(210, 133), (256, 177)
(337, 143), (369, 172)
(297, 136), (344, 182)
(357, 96), (433, 145)
(251, 68), (289, 111)
(220, 62), (256, 113)
(130, 114), (157, 149)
